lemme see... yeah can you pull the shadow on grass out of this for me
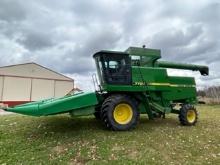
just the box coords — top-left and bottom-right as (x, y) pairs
(26, 115), (180, 135)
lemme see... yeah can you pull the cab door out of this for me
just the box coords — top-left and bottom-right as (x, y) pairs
(102, 54), (131, 85)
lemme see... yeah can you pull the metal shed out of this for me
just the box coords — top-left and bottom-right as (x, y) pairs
(0, 63), (74, 106)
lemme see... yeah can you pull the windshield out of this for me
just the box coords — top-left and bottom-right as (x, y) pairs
(95, 53), (131, 85)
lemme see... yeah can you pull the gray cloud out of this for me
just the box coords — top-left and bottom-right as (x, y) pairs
(0, 0), (219, 90)
(198, 2), (220, 25)
(0, 0), (27, 22)
(17, 30), (55, 50)
(151, 25), (203, 48)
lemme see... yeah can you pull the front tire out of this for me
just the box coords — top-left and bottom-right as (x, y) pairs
(179, 104), (198, 126)
(101, 95), (139, 131)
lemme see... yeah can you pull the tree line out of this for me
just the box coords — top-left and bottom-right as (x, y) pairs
(197, 86), (220, 104)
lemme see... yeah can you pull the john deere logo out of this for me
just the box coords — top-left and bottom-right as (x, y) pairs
(133, 82), (146, 86)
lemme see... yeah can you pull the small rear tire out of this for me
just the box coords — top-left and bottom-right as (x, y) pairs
(101, 95), (139, 131)
(179, 104), (198, 126)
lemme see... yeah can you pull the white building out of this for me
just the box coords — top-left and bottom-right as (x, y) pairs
(0, 62), (74, 106)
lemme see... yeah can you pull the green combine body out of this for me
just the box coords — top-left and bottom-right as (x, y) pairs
(2, 46), (209, 131)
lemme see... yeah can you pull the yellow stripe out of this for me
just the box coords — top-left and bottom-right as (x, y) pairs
(148, 83), (195, 88)
(148, 83), (170, 86)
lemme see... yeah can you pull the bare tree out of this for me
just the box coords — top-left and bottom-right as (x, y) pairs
(197, 86), (220, 104)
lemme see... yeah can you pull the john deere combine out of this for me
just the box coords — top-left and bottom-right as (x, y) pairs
(2, 46), (209, 131)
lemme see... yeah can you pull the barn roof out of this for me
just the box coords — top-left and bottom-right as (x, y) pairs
(0, 62), (73, 81)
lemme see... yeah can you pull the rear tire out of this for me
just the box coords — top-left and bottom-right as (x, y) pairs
(179, 104), (198, 126)
(101, 95), (139, 131)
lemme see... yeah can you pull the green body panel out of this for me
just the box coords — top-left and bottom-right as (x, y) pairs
(5, 92), (98, 116)
(69, 106), (95, 116)
(126, 47), (161, 57)
(126, 47), (161, 67)
(132, 67), (168, 84)
(103, 66), (196, 102)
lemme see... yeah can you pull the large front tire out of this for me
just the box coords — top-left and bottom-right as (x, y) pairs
(179, 104), (198, 126)
(101, 95), (139, 131)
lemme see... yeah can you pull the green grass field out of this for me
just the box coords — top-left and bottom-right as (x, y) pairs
(0, 105), (220, 165)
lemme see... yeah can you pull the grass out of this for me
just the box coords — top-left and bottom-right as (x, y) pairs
(0, 105), (220, 165)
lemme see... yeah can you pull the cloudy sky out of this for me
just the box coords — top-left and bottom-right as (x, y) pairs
(0, 0), (219, 90)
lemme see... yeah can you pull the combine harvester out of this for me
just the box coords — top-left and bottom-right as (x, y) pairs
(2, 46), (209, 131)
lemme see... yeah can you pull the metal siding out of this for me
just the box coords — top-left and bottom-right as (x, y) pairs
(2, 77), (31, 101)
(0, 63), (75, 104)
(32, 79), (54, 101)
(0, 76), (3, 101)
(55, 81), (74, 97)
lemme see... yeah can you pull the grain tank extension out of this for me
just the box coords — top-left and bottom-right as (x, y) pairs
(2, 46), (209, 131)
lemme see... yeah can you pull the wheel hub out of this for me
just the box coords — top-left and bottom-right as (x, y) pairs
(113, 103), (133, 125)
(187, 110), (196, 123)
